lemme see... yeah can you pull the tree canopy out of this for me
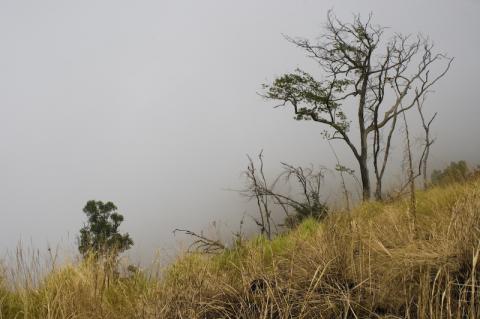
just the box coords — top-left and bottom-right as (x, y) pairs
(78, 200), (133, 258)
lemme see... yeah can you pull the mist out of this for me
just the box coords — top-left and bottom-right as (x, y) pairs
(1, 0), (479, 263)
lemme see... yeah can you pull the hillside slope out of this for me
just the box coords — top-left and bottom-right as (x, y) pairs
(1, 180), (480, 318)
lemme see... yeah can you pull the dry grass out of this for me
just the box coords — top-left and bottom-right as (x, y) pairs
(1, 180), (480, 318)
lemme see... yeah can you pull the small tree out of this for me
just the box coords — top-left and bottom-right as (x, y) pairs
(78, 200), (133, 259)
(262, 11), (452, 201)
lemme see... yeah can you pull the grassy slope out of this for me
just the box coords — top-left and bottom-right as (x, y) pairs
(1, 180), (480, 318)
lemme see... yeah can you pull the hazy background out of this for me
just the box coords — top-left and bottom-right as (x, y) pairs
(1, 0), (479, 263)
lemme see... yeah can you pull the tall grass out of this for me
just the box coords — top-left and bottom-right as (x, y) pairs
(1, 180), (480, 318)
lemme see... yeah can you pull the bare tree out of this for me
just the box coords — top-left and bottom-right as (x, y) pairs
(417, 95), (437, 190)
(243, 151), (275, 239)
(392, 95), (437, 200)
(241, 151), (328, 235)
(262, 11), (452, 201)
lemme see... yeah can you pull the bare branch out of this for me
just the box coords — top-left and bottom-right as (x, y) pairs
(173, 229), (225, 254)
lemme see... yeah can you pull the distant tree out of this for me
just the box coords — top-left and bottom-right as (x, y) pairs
(78, 200), (133, 258)
(262, 11), (452, 201)
(431, 161), (470, 186)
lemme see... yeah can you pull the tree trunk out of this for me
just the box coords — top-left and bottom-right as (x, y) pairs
(358, 65), (371, 201)
(359, 155), (371, 201)
(403, 112), (416, 232)
(422, 147), (429, 190)
(374, 181), (382, 201)
(359, 111), (371, 201)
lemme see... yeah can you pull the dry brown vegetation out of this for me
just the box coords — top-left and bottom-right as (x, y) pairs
(1, 179), (480, 318)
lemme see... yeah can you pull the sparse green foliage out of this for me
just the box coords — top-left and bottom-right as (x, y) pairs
(431, 160), (470, 186)
(263, 69), (350, 130)
(78, 200), (133, 258)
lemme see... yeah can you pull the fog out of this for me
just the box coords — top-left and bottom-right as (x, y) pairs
(1, 0), (479, 262)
